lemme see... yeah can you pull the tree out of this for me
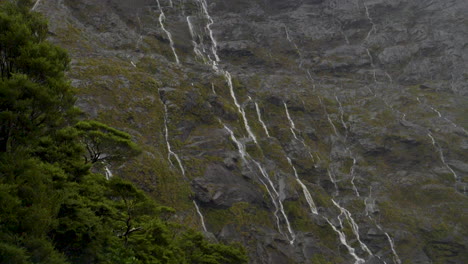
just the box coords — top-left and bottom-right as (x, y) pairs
(0, 1), (75, 153)
(0, 2), (248, 264)
(75, 120), (141, 164)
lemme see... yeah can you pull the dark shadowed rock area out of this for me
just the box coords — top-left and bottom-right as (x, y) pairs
(37, 0), (467, 263)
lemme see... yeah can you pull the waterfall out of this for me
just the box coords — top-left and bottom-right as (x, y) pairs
(364, 4), (376, 41)
(197, 0), (220, 62)
(328, 169), (340, 196)
(31, 0), (42, 10)
(365, 187), (402, 264)
(349, 156), (360, 197)
(418, 99), (468, 135)
(253, 161), (296, 244)
(188, 3), (257, 144)
(224, 72), (257, 144)
(427, 132), (458, 180)
(156, 0), (180, 64)
(283, 102), (316, 160)
(258, 176), (283, 236)
(186, 16), (207, 63)
(163, 104), (186, 177)
(287, 158), (318, 215)
(325, 217), (365, 264)
(364, 186), (375, 216)
(193, 200), (208, 232)
(284, 102), (298, 139)
(318, 96), (340, 136)
(335, 95), (348, 132)
(211, 83), (216, 95)
(385, 233), (402, 264)
(223, 122), (295, 244)
(255, 102), (271, 137)
(105, 166), (113, 180)
(223, 124), (248, 163)
(284, 26), (303, 67)
(327, 114), (339, 137)
(332, 200), (373, 256)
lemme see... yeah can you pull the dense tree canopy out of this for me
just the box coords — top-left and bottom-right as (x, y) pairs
(0, 1), (248, 263)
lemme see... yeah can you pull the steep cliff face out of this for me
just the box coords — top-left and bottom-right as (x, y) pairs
(37, 0), (467, 263)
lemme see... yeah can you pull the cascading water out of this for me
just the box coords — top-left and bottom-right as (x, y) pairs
(287, 157), (318, 215)
(187, 2), (258, 144)
(283, 102), (316, 160)
(427, 132), (458, 180)
(255, 102), (271, 137)
(211, 83), (216, 95)
(364, 4), (376, 41)
(156, 0), (180, 64)
(284, 25), (303, 67)
(327, 115), (339, 137)
(222, 122), (295, 244)
(163, 104), (186, 177)
(385, 232), (402, 264)
(327, 169), (339, 196)
(349, 155), (360, 197)
(224, 72), (257, 144)
(196, 0), (220, 63)
(335, 95), (348, 133)
(193, 200), (208, 232)
(31, 0), (42, 10)
(364, 187), (402, 263)
(325, 217), (365, 264)
(284, 102), (298, 139)
(186, 16), (207, 63)
(418, 99), (468, 135)
(253, 160), (296, 244)
(105, 166), (113, 180)
(318, 96), (340, 137)
(332, 199), (373, 256)
(223, 123), (248, 163)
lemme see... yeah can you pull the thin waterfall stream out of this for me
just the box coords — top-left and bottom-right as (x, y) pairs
(156, 0), (180, 64)
(193, 200), (208, 232)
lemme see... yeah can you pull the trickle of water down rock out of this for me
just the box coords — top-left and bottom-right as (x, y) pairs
(38, 0), (468, 263)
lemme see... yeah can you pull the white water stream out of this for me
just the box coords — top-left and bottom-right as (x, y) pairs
(325, 217), (365, 264)
(104, 166), (113, 180)
(224, 72), (257, 143)
(163, 104), (185, 177)
(335, 95), (348, 132)
(223, 123), (295, 244)
(284, 103), (298, 139)
(427, 132), (458, 180)
(287, 158), (318, 215)
(197, 0), (220, 63)
(31, 0), (42, 10)
(349, 156), (360, 197)
(253, 160), (296, 244)
(385, 232), (402, 264)
(328, 169), (340, 196)
(188, 3), (258, 144)
(156, 0), (180, 64)
(193, 200), (208, 232)
(255, 102), (271, 137)
(332, 199), (373, 256)
(364, 4), (376, 41)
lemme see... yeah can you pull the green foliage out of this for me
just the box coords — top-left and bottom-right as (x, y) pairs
(75, 120), (141, 163)
(0, 2), (248, 264)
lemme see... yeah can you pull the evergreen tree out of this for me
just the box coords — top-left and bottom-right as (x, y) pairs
(0, 1), (248, 263)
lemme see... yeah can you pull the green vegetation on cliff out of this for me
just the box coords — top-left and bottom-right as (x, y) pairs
(0, 1), (247, 263)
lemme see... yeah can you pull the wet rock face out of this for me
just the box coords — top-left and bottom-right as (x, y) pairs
(39, 0), (467, 263)
(192, 163), (264, 208)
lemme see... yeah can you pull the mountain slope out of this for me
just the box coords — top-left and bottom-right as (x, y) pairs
(36, 0), (467, 263)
